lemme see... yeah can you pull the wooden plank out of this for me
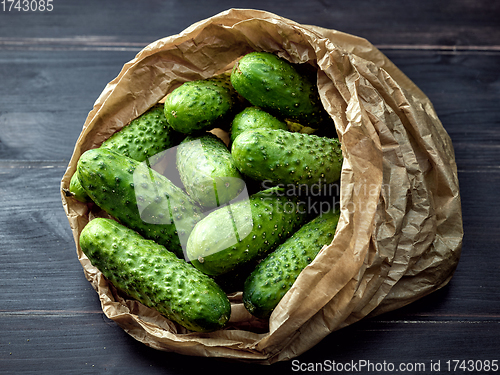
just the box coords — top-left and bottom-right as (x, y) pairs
(0, 160), (498, 373)
(0, 165), (101, 312)
(1, 0), (499, 372)
(383, 50), (500, 171)
(0, 164), (498, 322)
(2, 312), (499, 374)
(0, 157), (498, 316)
(301, 317), (500, 363)
(0, 0), (498, 47)
(0, 50), (137, 162)
(1, 50), (500, 165)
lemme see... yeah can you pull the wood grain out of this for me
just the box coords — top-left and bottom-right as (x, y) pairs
(1, 50), (499, 165)
(1, 1), (499, 373)
(0, 0), (498, 47)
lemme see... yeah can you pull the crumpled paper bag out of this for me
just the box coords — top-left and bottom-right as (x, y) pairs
(60, 8), (463, 364)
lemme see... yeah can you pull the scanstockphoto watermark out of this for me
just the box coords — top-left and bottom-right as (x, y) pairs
(291, 359), (427, 373)
(260, 179), (388, 216)
(261, 179), (342, 198)
(261, 195), (340, 217)
(291, 359), (500, 373)
(261, 178), (386, 199)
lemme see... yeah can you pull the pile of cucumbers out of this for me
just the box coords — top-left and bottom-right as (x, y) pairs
(70, 51), (343, 333)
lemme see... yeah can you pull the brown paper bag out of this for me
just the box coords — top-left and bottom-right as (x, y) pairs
(60, 8), (463, 364)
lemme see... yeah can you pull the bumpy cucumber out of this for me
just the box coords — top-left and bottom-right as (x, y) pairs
(77, 148), (203, 258)
(229, 106), (288, 144)
(164, 74), (241, 135)
(186, 187), (310, 276)
(231, 128), (343, 188)
(243, 208), (340, 319)
(69, 104), (183, 202)
(80, 217), (231, 332)
(176, 133), (245, 209)
(101, 103), (184, 162)
(230, 51), (332, 127)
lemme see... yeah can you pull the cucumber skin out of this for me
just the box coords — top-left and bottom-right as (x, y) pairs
(230, 52), (331, 127)
(69, 104), (184, 202)
(69, 172), (91, 203)
(243, 209), (340, 319)
(229, 106), (288, 144)
(80, 217), (231, 332)
(164, 75), (240, 135)
(186, 187), (310, 276)
(231, 128), (343, 188)
(176, 134), (245, 209)
(77, 148), (203, 258)
(101, 104), (184, 163)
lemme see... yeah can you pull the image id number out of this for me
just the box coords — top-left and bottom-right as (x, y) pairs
(2, 0), (53, 11)
(446, 359), (499, 372)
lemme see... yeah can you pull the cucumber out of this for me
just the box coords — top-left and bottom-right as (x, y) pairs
(77, 148), (203, 258)
(80, 217), (231, 332)
(164, 74), (241, 135)
(229, 106), (288, 144)
(101, 103), (184, 162)
(186, 187), (310, 276)
(176, 133), (245, 209)
(69, 104), (184, 202)
(243, 208), (340, 318)
(231, 128), (343, 188)
(69, 172), (91, 203)
(230, 51), (332, 127)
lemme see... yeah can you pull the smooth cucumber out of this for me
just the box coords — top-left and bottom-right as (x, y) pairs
(80, 217), (231, 332)
(69, 172), (91, 203)
(176, 133), (245, 209)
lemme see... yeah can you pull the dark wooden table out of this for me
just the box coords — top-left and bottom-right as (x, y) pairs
(1, 1), (499, 374)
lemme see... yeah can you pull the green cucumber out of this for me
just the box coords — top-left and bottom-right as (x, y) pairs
(101, 103), (184, 162)
(77, 148), (203, 258)
(186, 187), (310, 276)
(69, 104), (183, 202)
(176, 133), (245, 209)
(80, 217), (231, 332)
(230, 51), (332, 127)
(69, 172), (91, 203)
(229, 106), (288, 144)
(243, 208), (340, 319)
(164, 74), (240, 135)
(231, 128), (343, 188)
